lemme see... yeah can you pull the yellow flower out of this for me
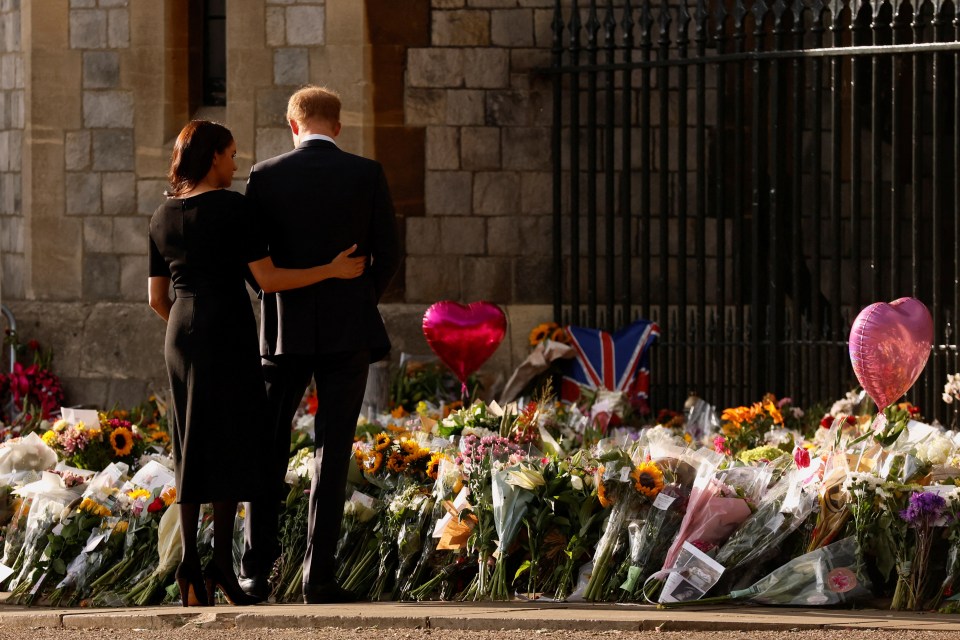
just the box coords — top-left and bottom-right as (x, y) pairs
(386, 451), (407, 474)
(632, 462), (665, 499)
(399, 439), (419, 456)
(127, 488), (151, 500)
(549, 326), (570, 344)
(360, 451), (383, 474)
(79, 497), (111, 518)
(374, 433), (391, 452)
(109, 426), (134, 457)
(52, 419), (69, 432)
(426, 452), (444, 480)
(596, 466), (612, 508)
(41, 430), (59, 447)
(528, 322), (555, 346)
(161, 486), (177, 506)
(113, 521), (129, 536)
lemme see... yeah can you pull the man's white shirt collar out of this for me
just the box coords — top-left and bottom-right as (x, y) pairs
(300, 133), (337, 146)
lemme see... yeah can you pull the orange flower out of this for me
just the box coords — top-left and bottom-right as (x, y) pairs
(391, 406), (408, 419)
(596, 466), (612, 508)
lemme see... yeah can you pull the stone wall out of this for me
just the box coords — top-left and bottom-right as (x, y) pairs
(2, 0), (555, 410)
(0, 0), (23, 301)
(403, 0), (555, 309)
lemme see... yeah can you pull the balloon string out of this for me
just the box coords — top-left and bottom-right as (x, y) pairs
(461, 382), (469, 404)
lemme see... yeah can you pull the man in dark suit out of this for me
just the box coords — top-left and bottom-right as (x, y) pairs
(240, 85), (400, 604)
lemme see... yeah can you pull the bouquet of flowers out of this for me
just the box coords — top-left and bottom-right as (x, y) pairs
(711, 469), (818, 593)
(42, 415), (147, 472)
(457, 433), (528, 600)
(890, 489), (948, 610)
(0, 333), (64, 426)
(614, 441), (700, 601)
(272, 447), (313, 602)
(932, 488), (960, 610)
(527, 451), (600, 601)
(716, 395), (785, 457)
(6, 487), (110, 605)
(581, 445), (650, 602)
(87, 485), (177, 605)
(673, 536), (872, 606)
(488, 463), (541, 599)
(120, 499), (181, 605)
(2, 472), (81, 593)
(47, 517), (128, 606)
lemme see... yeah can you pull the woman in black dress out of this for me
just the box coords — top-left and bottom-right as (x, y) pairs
(147, 120), (364, 607)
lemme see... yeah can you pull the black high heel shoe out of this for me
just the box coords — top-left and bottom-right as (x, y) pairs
(176, 561), (210, 607)
(204, 561), (260, 606)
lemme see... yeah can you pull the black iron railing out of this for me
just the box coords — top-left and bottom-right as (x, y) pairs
(548, 0), (960, 422)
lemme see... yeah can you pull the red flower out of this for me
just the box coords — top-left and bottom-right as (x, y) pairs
(794, 447), (811, 469)
(820, 416), (832, 429)
(27, 340), (40, 350)
(147, 497), (164, 513)
(845, 416), (857, 426)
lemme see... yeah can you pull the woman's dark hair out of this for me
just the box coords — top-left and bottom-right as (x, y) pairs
(166, 120), (234, 197)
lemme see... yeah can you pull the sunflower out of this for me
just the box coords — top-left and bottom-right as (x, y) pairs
(399, 438), (419, 456)
(374, 432), (392, 451)
(359, 451), (384, 474)
(632, 461), (664, 499)
(596, 466), (612, 508)
(549, 326), (570, 344)
(404, 449), (432, 477)
(386, 451), (408, 474)
(425, 452), (444, 480)
(109, 426), (134, 457)
(528, 322), (554, 346)
(79, 497), (111, 517)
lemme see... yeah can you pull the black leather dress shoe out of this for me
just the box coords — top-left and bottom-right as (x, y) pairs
(302, 581), (358, 604)
(238, 575), (270, 603)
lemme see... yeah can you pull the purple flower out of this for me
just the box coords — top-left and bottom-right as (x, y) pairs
(899, 491), (947, 527)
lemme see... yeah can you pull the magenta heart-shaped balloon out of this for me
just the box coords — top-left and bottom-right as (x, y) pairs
(849, 297), (933, 411)
(422, 301), (507, 384)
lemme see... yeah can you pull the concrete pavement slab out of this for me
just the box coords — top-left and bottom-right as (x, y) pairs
(1, 600), (959, 632)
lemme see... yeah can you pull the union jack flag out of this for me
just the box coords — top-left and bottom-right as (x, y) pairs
(560, 319), (660, 411)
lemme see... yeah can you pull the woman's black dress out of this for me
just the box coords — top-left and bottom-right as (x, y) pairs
(148, 190), (268, 503)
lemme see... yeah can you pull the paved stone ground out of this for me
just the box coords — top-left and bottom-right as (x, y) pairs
(1, 601), (959, 635)
(0, 622), (958, 640)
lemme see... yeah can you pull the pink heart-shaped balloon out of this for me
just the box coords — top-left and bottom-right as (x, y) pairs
(849, 297), (933, 411)
(422, 301), (507, 384)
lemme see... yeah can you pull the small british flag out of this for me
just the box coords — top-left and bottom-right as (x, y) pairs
(560, 319), (660, 412)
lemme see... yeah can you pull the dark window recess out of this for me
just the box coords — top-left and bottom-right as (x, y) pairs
(187, 0), (226, 112)
(203, 0), (226, 106)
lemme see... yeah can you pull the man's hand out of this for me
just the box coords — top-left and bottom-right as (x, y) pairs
(330, 244), (366, 279)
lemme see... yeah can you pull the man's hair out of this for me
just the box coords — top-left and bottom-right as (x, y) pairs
(286, 85), (341, 125)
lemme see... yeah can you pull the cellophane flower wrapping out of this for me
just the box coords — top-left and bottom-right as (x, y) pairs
(615, 439), (700, 600)
(580, 444), (645, 602)
(729, 536), (872, 605)
(3, 471), (80, 593)
(660, 448), (725, 570)
(711, 468), (818, 592)
(488, 463), (539, 600)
